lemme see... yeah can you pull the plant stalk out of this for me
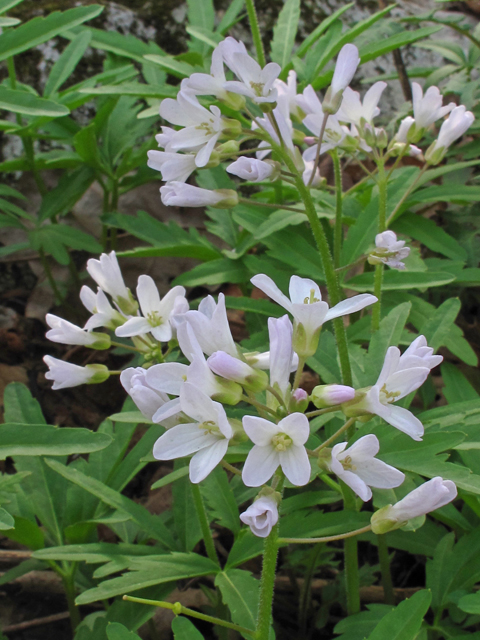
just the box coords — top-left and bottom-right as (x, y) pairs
(278, 525), (371, 545)
(377, 534), (395, 605)
(256, 522), (280, 640)
(332, 149), (343, 269)
(342, 485), (361, 615)
(371, 159), (387, 333)
(245, 0), (266, 67)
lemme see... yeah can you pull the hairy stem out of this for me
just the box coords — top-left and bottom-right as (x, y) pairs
(332, 149), (343, 270)
(62, 567), (81, 632)
(342, 486), (361, 615)
(371, 159), (387, 333)
(245, 0), (265, 67)
(256, 522), (280, 640)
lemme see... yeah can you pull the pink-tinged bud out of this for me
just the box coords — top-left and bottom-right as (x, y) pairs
(208, 351), (268, 392)
(312, 384), (355, 409)
(289, 388), (309, 413)
(240, 492), (280, 538)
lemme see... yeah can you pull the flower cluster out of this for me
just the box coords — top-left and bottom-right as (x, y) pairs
(146, 37), (474, 214)
(44, 252), (455, 538)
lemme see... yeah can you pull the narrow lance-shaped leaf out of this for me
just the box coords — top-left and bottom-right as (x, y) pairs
(271, 0), (301, 71)
(0, 88), (69, 117)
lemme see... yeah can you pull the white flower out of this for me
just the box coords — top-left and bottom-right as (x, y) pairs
(302, 160), (322, 187)
(159, 91), (224, 167)
(331, 44), (360, 95)
(253, 107), (295, 160)
(240, 495), (279, 538)
(336, 81), (387, 127)
(153, 383), (233, 483)
(330, 434), (405, 502)
(147, 151), (196, 183)
(395, 116), (415, 143)
(44, 356), (109, 390)
(274, 70), (302, 120)
(323, 44), (360, 114)
(221, 37), (280, 104)
(411, 82), (455, 130)
(295, 84), (323, 117)
(160, 182), (238, 208)
(267, 315), (297, 400)
(427, 105), (475, 164)
(302, 111), (347, 160)
(176, 293), (238, 357)
(115, 275), (186, 342)
(242, 413), (311, 487)
(227, 157), (274, 182)
(46, 314), (110, 349)
(371, 477), (457, 533)
(86, 252), (135, 314)
(80, 286), (125, 331)
(368, 230), (410, 271)
(183, 44), (228, 99)
(155, 126), (176, 151)
(121, 367), (177, 425)
(251, 274), (377, 356)
(345, 338), (442, 441)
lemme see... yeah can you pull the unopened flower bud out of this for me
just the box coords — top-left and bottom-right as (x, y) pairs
(317, 447), (332, 472)
(363, 122), (377, 148)
(44, 356), (110, 390)
(222, 117), (242, 139)
(311, 384), (355, 409)
(217, 140), (240, 158)
(240, 492), (280, 538)
(229, 418), (248, 445)
(292, 129), (306, 145)
(341, 388), (370, 417)
(211, 377), (243, 405)
(208, 351), (269, 392)
(222, 92), (246, 111)
(289, 388), (309, 413)
(260, 101), (276, 114)
(376, 128), (388, 149)
(205, 150), (221, 168)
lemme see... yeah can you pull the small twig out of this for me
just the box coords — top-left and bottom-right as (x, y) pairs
(2, 611), (70, 633)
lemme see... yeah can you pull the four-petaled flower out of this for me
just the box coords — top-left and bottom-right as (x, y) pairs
(242, 413), (311, 487)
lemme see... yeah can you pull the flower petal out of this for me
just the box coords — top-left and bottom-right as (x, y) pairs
(189, 438), (229, 483)
(354, 458), (405, 489)
(324, 294), (377, 322)
(278, 413), (310, 445)
(383, 404), (424, 441)
(115, 317), (151, 337)
(243, 416), (280, 446)
(137, 275), (161, 317)
(146, 363), (188, 395)
(340, 470), (372, 501)
(242, 445), (279, 487)
(250, 274), (292, 313)
(279, 445), (311, 486)
(180, 382), (218, 423)
(153, 423), (217, 459)
(347, 434), (380, 461)
(289, 276), (322, 304)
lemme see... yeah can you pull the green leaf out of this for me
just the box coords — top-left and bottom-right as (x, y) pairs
(334, 604), (395, 640)
(44, 31), (92, 97)
(346, 271), (456, 292)
(4, 382), (46, 424)
(393, 213), (467, 262)
(0, 87), (69, 117)
(172, 617), (205, 640)
(216, 0), (245, 35)
(0, 507), (14, 530)
(143, 54), (195, 79)
(441, 363), (479, 404)
(186, 26), (222, 49)
(44, 458), (177, 550)
(73, 123), (105, 171)
(359, 25), (442, 64)
(106, 622), (141, 640)
(215, 569), (259, 637)
(225, 296), (283, 318)
(271, 0), (300, 70)
(410, 185), (480, 204)
(420, 298), (461, 353)
(458, 592), (480, 614)
(0, 0), (23, 14)
(0, 5), (103, 62)
(0, 16), (20, 26)
(296, 3), (354, 58)
(366, 590), (431, 640)
(3, 516), (45, 550)
(173, 258), (249, 288)
(151, 465), (189, 490)
(30, 225), (102, 265)
(0, 424), (112, 458)
(253, 210), (307, 240)
(75, 553), (219, 604)
(33, 542), (164, 563)
(38, 165), (96, 222)
(173, 466), (202, 552)
(64, 26), (164, 62)
(186, 0), (214, 55)
(201, 467), (240, 535)
(79, 83), (177, 99)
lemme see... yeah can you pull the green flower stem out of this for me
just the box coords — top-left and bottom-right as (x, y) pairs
(308, 113), (329, 186)
(256, 521), (280, 640)
(386, 164), (427, 226)
(314, 418), (356, 453)
(241, 394), (278, 418)
(267, 384), (286, 407)
(190, 483), (219, 566)
(245, 0), (266, 67)
(292, 356), (306, 391)
(279, 151), (353, 389)
(278, 524), (371, 545)
(319, 473), (342, 494)
(342, 485), (361, 615)
(371, 159), (387, 333)
(221, 460), (242, 476)
(305, 405), (340, 418)
(239, 198), (305, 213)
(62, 565), (81, 632)
(377, 534), (395, 605)
(110, 341), (143, 353)
(332, 149), (343, 270)
(122, 595), (255, 636)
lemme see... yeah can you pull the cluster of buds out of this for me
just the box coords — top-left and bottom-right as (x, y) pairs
(44, 252), (456, 538)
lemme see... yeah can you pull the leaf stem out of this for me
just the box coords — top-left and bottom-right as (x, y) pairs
(308, 113), (329, 186)
(314, 418), (356, 453)
(238, 197), (305, 213)
(39, 247), (62, 303)
(245, 0), (266, 67)
(122, 596), (255, 636)
(278, 525), (371, 545)
(221, 460), (242, 477)
(241, 394), (278, 418)
(371, 159), (387, 333)
(191, 482), (220, 566)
